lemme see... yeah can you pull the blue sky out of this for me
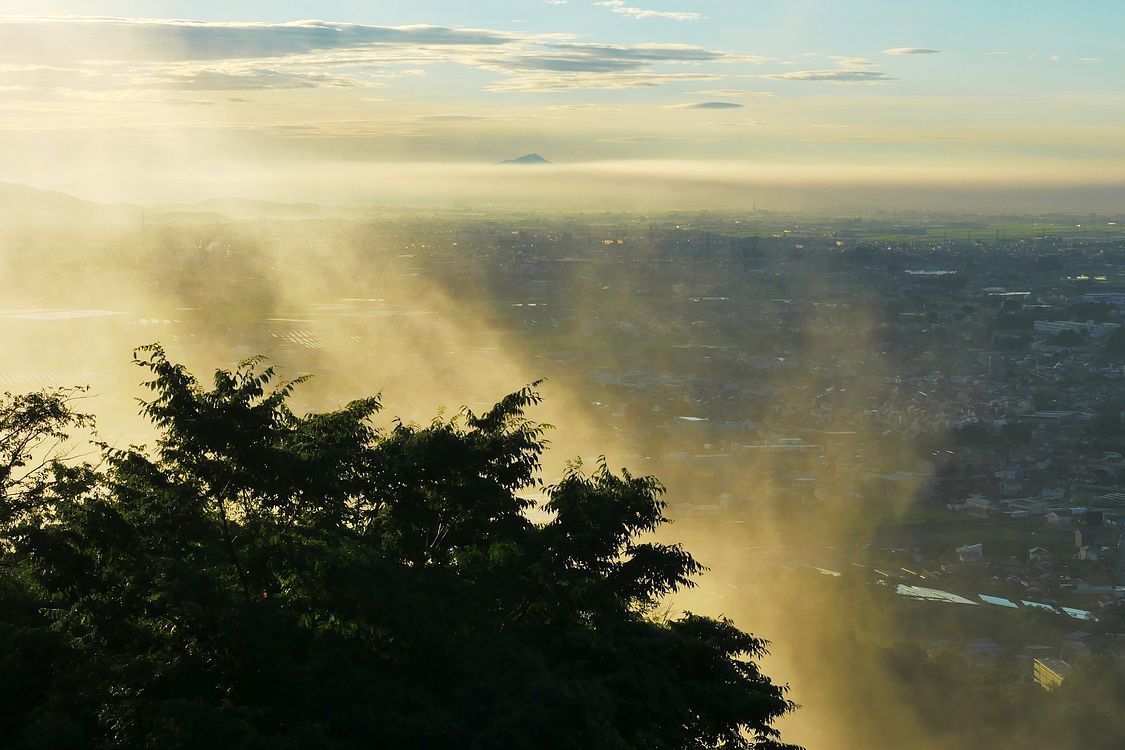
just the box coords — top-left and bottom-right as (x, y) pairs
(6, 1), (1121, 60)
(0, 1), (1122, 205)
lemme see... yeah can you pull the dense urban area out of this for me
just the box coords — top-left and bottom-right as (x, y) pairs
(4, 187), (1125, 746)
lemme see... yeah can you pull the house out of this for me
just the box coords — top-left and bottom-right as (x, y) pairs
(964, 494), (997, 518)
(1047, 509), (1074, 529)
(1042, 487), (1066, 502)
(957, 543), (984, 562)
(1010, 498), (1049, 516)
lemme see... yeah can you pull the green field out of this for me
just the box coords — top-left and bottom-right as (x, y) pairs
(840, 502), (971, 528)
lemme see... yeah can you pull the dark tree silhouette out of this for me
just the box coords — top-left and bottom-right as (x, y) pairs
(0, 345), (797, 750)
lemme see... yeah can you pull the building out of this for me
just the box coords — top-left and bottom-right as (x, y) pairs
(1080, 292), (1125, 307)
(1047, 509), (1075, 529)
(1033, 319), (1121, 339)
(957, 543), (984, 562)
(964, 494), (997, 518)
(1033, 658), (1072, 690)
(1076, 525), (1102, 561)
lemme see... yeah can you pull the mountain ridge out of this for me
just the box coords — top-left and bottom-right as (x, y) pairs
(499, 153), (551, 165)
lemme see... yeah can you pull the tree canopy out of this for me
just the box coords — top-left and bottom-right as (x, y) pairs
(0, 345), (797, 750)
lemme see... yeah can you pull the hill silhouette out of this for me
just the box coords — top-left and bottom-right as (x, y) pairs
(499, 153), (551, 165)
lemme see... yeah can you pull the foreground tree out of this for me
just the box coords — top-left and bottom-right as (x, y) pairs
(0, 345), (797, 750)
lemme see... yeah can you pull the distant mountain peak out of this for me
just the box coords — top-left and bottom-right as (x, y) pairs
(499, 153), (550, 165)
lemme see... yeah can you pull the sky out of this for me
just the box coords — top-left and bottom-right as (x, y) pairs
(1, 1), (1123, 208)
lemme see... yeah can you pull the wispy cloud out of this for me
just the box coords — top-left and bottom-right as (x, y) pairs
(488, 70), (721, 92)
(415, 114), (495, 122)
(762, 69), (894, 83)
(596, 135), (692, 144)
(481, 41), (735, 90)
(163, 69), (366, 91)
(689, 89), (774, 97)
(594, 1), (702, 21)
(766, 54), (892, 84)
(665, 101), (744, 109)
(253, 121), (425, 139)
(823, 134), (968, 142)
(490, 41), (730, 72)
(0, 17), (741, 94)
(543, 103), (619, 110)
(883, 47), (941, 55)
(834, 57), (877, 68)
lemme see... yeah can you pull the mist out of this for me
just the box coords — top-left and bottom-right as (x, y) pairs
(5, 192), (1123, 748)
(8, 157), (1125, 215)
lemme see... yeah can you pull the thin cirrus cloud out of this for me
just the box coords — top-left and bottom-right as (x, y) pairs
(883, 47), (941, 55)
(0, 17), (738, 94)
(542, 103), (614, 110)
(690, 89), (774, 97)
(488, 70), (722, 92)
(665, 101), (744, 109)
(596, 135), (692, 144)
(479, 41), (738, 90)
(761, 69), (894, 83)
(594, 1), (702, 21)
(493, 42), (729, 72)
(834, 57), (877, 68)
(415, 114), (495, 122)
(758, 53), (896, 84)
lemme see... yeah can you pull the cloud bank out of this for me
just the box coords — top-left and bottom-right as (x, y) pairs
(0, 16), (736, 93)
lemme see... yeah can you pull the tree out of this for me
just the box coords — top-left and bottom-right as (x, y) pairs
(1090, 401), (1124, 440)
(0, 386), (93, 525)
(1053, 329), (1086, 348)
(0, 345), (798, 750)
(1105, 326), (1125, 357)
